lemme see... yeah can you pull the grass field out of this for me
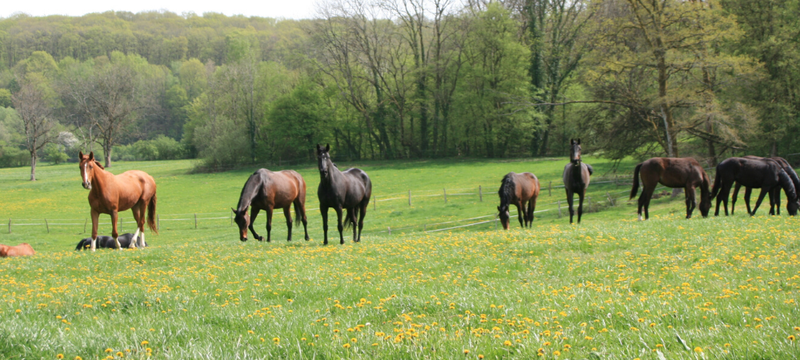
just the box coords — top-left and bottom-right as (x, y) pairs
(1, 157), (798, 359)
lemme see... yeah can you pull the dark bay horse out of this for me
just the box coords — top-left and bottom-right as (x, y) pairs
(562, 139), (593, 224)
(76, 233), (144, 250)
(79, 151), (157, 251)
(232, 169), (309, 242)
(731, 156), (800, 215)
(712, 157), (799, 216)
(316, 144), (372, 245)
(630, 157), (711, 220)
(497, 172), (540, 229)
(0, 243), (35, 257)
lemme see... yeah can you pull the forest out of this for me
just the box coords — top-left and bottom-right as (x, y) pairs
(0, 0), (798, 176)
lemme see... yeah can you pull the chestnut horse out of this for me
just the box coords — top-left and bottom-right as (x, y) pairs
(731, 156), (800, 215)
(316, 144), (372, 245)
(562, 139), (593, 224)
(78, 151), (157, 251)
(497, 172), (540, 229)
(0, 243), (35, 257)
(232, 169), (309, 242)
(630, 157), (711, 220)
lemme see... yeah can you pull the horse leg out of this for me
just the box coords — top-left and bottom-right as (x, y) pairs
(321, 207), (329, 245)
(129, 205), (141, 249)
(751, 188), (769, 216)
(265, 206), (274, 243)
(357, 202), (368, 242)
(335, 207), (345, 245)
(90, 209), (100, 251)
(775, 188), (781, 215)
(685, 185), (696, 219)
(566, 189), (574, 224)
(529, 197), (536, 226)
(516, 201), (524, 228)
(283, 206), (293, 241)
(295, 199), (309, 241)
(248, 208), (264, 241)
(577, 189), (586, 224)
(731, 183), (740, 215)
(744, 187), (753, 216)
(111, 210), (122, 250)
(350, 208), (358, 242)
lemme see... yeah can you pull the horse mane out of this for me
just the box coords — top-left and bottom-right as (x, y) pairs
(236, 171), (264, 212)
(498, 173), (515, 207)
(778, 169), (798, 202)
(94, 160), (104, 170)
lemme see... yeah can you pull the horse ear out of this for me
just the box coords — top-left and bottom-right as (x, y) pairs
(231, 207), (237, 215)
(79, 151), (84, 158)
(577, 139), (581, 144)
(325, 144), (330, 152)
(88, 151), (94, 160)
(497, 206), (501, 211)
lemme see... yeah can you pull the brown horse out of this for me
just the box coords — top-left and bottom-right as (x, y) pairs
(79, 151), (157, 251)
(630, 157), (711, 220)
(232, 169), (309, 242)
(562, 139), (593, 224)
(0, 243), (35, 257)
(497, 172), (540, 229)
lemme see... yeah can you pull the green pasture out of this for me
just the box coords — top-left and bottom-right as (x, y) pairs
(1, 158), (798, 359)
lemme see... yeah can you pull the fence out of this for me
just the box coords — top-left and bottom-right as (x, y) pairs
(5, 175), (671, 236)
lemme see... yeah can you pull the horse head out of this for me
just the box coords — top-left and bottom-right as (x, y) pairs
(316, 143), (332, 178)
(78, 151), (102, 190)
(497, 205), (510, 230)
(569, 139), (582, 164)
(232, 208), (250, 241)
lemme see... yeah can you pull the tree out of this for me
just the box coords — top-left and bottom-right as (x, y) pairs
(11, 80), (58, 180)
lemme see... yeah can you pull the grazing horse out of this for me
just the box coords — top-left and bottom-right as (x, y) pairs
(75, 233), (144, 250)
(562, 139), (593, 224)
(232, 169), (309, 242)
(316, 144), (372, 245)
(630, 157), (711, 220)
(0, 243), (35, 257)
(78, 151), (157, 251)
(712, 157), (799, 216)
(497, 172), (540, 229)
(731, 156), (800, 215)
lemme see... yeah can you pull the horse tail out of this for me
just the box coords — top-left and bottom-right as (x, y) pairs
(630, 163), (642, 200)
(147, 193), (158, 234)
(585, 163), (594, 176)
(710, 164), (722, 199)
(75, 239), (87, 251)
(344, 208), (357, 230)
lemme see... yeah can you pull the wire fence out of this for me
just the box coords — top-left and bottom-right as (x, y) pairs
(4, 175), (673, 236)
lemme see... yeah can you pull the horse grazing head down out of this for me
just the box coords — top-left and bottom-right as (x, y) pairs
(78, 151), (103, 190)
(316, 143), (332, 178)
(497, 205), (511, 230)
(232, 208), (250, 241)
(569, 139), (582, 163)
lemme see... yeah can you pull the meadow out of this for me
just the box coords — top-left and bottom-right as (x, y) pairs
(1, 157), (798, 359)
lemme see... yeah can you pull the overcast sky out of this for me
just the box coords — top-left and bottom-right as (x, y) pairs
(1, 0), (319, 20)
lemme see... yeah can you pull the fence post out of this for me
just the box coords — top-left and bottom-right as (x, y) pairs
(157, 215), (160, 230)
(408, 190), (412, 207)
(443, 188), (447, 203)
(45, 219), (50, 233)
(549, 181), (552, 196)
(558, 200), (562, 218)
(606, 191), (614, 206)
(479, 186), (483, 202)
(7, 219), (10, 234)
(84, 219), (87, 233)
(494, 218), (498, 231)
(587, 197), (592, 212)
(194, 214), (198, 229)
(388, 226), (391, 235)
(423, 224), (426, 232)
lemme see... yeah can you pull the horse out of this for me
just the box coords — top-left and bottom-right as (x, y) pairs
(75, 233), (144, 250)
(232, 169), (309, 242)
(497, 172), (540, 229)
(731, 156), (800, 215)
(562, 139), (593, 224)
(78, 151), (157, 251)
(629, 157), (711, 220)
(316, 144), (372, 245)
(0, 243), (35, 257)
(711, 157), (799, 216)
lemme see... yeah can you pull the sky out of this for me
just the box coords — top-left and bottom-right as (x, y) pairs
(1, 0), (320, 20)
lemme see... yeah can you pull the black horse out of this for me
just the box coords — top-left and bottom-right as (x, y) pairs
(562, 139), (593, 224)
(731, 156), (800, 215)
(316, 144), (372, 245)
(711, 157), (799, 216)
(75, 233), (144, 250)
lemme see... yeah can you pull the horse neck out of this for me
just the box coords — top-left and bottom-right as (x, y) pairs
(570, 161), (583, 180)
(236, 174), (262, 212)
(320, 158), (343, 188)
(778, 170), (798, 201)
(90, 165), (114, 194)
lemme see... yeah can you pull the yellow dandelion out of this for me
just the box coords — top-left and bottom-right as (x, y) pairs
(789, 335), (796, 341)
(343, 343), (351, 349)
(503, 340), (513, 346)
(57, 355), (64, 359)
(694, 347), (703, 353)
(553, 350), (561, 356)
(463, 349), (470, 355)
(15, 309), (21, 313)
(75, 357), (83, 360)
(116, 351), (124, 358)
(272, 337), (280, 343)
(105, 349), (113, 353)
(140, 341), (149, 346)
(478, 355), (484, 359)
(372, 343), (378, 346)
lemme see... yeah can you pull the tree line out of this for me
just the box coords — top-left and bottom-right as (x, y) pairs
(1, 0), (798, 179)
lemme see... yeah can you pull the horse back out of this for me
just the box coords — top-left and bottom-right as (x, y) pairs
(343, 168), (372, 205)
(114, 170), (157, 210)
(516, 172), (540, 199)
(267, 170), (306, 207)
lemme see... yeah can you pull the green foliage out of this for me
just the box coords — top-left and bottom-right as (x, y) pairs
(42, 143), (68, 164)
(268, 82), (325, 160)
(0, 88), (11, 108)
(113, 136), (187, 161)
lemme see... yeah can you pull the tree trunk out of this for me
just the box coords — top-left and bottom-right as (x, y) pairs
(104, 143), (112, 168)
(30, 151), (37, 181)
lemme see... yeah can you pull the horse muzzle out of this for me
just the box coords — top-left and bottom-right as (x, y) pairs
(240, 236), (248, 242)
(82, 181), (91, 190)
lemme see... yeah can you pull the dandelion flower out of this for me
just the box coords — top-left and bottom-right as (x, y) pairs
(141, 341), (149, 346)
(56, 355), (64, 359)
(343, 343), (351, 349)
(503, 340), (513, 346)
(789, 335), (796, 341)
(694, 347), (703, 353)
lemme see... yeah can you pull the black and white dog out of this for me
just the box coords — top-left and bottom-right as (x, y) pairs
(75, 233), (146, 250)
